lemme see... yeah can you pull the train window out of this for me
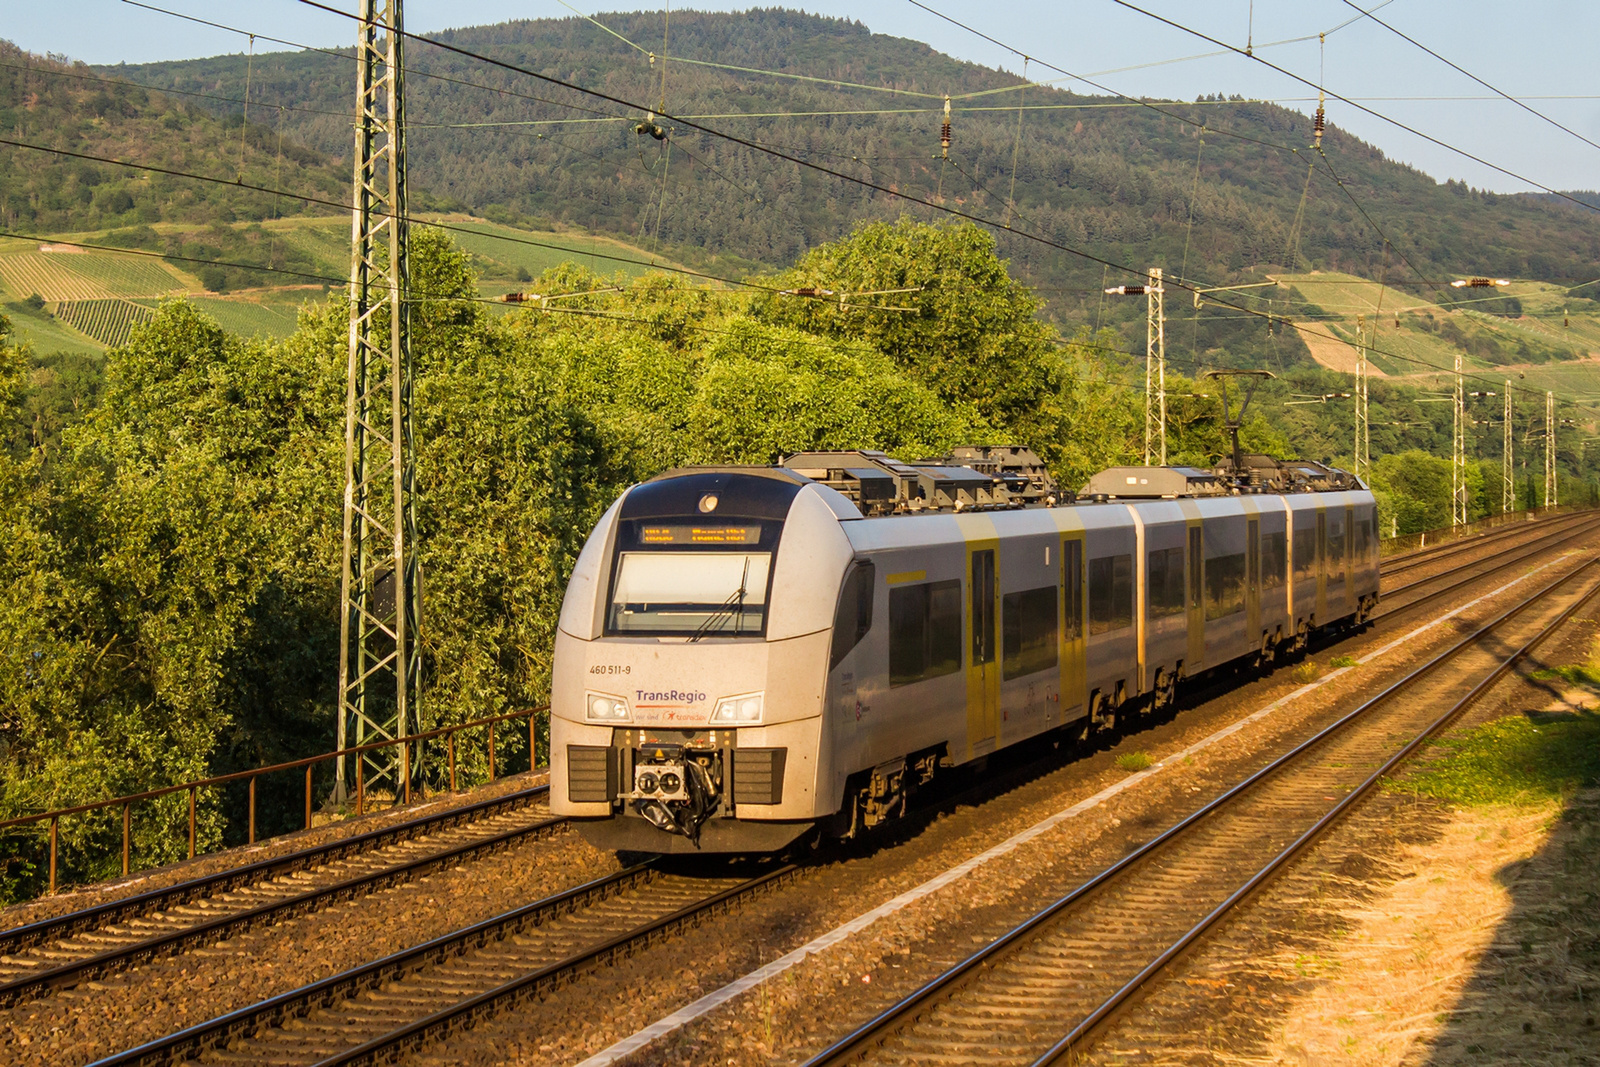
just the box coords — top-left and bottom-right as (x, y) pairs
(1147, 546), (1185, 618)
(1205, 552), (1247, 620)
(608, 551), (771, 635)
(1262, 531), (1287, 588)
(1292, 521), (1317, 580)
(1088, 554), (1133, 635)
(1063, 540), (1083, 641)
(1003, 586), (1059, 679)
(888, 580), (962, 687)
(828, 561), (876, 671)
(971, 550), (997, 666)
(1188, 528), (1202, 611)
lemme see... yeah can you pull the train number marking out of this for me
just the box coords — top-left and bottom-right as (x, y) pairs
(589, 664), (632, 675)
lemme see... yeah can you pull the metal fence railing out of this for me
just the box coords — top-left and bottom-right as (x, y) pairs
(0, 706), (548, 896)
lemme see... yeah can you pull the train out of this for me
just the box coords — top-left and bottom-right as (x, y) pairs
(549, 446), (1380, 854)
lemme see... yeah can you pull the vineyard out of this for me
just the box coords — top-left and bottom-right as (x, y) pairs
(55, 299), (158, 348)
(56, 254), (188, 297)
(0, 253), (112, 302)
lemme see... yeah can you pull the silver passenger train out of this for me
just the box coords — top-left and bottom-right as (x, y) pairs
(550, 447), (1379, 853)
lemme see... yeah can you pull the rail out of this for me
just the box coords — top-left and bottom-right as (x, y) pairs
(1379, 504), (1580, 557)
(0, 705), (548, 897)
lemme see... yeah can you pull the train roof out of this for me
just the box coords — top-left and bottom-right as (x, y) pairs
(770, 447), (1365, 517)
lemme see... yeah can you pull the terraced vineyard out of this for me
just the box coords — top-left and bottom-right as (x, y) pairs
(56, 254), (187, 297)
(55, 299), (157, 348)
(0, 252), (111, 302)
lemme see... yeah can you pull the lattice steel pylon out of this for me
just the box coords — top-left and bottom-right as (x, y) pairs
(1451, 351), (1468, 526)
(1354, 317), (1370, 483)
(1545, 391), (1557, 507)
(1502, 381), (1513, 513)
(1144, 267), (1167, 466)
(336, 0), (419, 803)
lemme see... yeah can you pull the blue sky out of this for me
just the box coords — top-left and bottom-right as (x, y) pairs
(9, 1), (1599, 195)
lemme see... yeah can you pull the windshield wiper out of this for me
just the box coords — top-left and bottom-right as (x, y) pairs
(690, 558), (750, 642)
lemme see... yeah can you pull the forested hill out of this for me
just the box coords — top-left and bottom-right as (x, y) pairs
(0, 42), (344, 232)
(106, 9), (1599, 310)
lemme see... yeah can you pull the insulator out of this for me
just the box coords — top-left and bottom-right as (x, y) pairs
(941, 121), (952, 150)
(1312, 106), (1325, 148)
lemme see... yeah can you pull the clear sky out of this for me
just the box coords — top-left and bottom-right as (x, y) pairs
(8, 1), (1598, 196)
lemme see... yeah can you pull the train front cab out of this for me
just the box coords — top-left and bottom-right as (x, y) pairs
(549, 467), (861, 854)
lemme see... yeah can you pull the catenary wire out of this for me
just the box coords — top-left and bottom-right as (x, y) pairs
(40, 6), (1600, 413)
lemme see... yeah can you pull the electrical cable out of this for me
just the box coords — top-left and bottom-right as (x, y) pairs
(121, 1), (620, 122)
(39, 6), (1600, 413)
(1337, 0), (1600, 156)
(0, 57), (355, 121)
(1105, 0), (1600, 215)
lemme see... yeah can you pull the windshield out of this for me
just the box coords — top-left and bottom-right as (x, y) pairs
(608, 551), (772, 635)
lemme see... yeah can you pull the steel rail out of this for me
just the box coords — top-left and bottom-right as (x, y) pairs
(805, 556), (1598, 1066)
(1380, 510), (1587, 576)
(94, 861), (799, 1067)
(312, 863), (802, 1067)
(0, 810), (566, 1009)
(1375, 513), (1600, 618)
(0, 785), (559, 1005)
(1031, 557), (1600, 1065)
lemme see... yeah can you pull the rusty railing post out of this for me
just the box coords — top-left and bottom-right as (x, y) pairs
(248, 776), (257, 845)
(487, 723), (496, 782)
(448, 732), (457, 792)
(122, 802), (131, 877)
(356, 756), (364, 816)
(528, 711), (536, 772)
(48, 816), (58, 895)
(304, 764), (314, 830)
(401, 741), (411, 806)
(187, 786), (196, 859)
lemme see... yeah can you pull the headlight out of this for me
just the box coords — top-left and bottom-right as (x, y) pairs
(586, 692), (629, 722)
(710, 692), (763, 725)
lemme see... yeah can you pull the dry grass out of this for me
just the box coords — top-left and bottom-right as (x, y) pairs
(1261, 803), (1552, 1064)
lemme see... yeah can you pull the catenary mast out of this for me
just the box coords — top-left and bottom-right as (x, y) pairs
(336, 0), (419, 803)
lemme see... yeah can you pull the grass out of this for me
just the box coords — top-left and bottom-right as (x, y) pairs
(2, 300), (103, 356)
(1330, 654), (1359, 669)
(1291, 662), (1323, 685)
(1115, 751), (1153, 772)
(1388, 712), (1600, 807)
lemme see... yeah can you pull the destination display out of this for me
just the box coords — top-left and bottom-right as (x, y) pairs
(638, 524), (763, 545)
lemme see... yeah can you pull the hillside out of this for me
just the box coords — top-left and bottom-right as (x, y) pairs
(107, 11), (1600, 325)
(0, 42), (345, 236)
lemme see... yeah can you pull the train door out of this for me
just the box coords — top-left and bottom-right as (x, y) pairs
(1247, 518), (1261, 639)
(1344, 505), (1355, 602)
(1059, 535), (1087, 724)
(1186, 524), (1204, 673)
(967, 545), (1000, 756)
(1315, 509), (1328, 621)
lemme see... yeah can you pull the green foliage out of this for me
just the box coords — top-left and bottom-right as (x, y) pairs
(1389, 713), (1600, 807)
(0, 43), (343, 235)
(110, 9), (1600, 354)
(1116, 751), (1153, 772)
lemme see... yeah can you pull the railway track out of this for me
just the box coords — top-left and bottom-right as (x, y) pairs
(12, 513), (1589, 1063)
(93, 861), (799, 1067)
(803, 555), (1600, 1066)
(1372, 511), (1600, 619)
(1378, 510), (1586, 577)
(0, 783), (562, 1008)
